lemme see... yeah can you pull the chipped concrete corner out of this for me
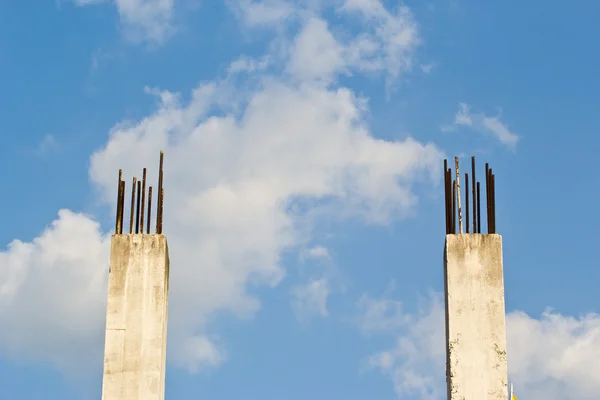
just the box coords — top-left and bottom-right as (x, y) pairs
(102, 234), (170, 400)
(444, 234), (508, 400)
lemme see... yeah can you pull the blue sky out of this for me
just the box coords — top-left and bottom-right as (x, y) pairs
(1, 1), (599, 399)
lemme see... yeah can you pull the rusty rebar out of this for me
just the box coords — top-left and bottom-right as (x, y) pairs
(444, 159), (449, 234)
(156, 150), (164, 234)
(485, 163), (490, 233)
(471, 156), (476, 233)
(113, 151), (165, 235)
(156, 151), (164, 234)
(129, 177), (137, 234)
(489, 168), (493, 233)
(115, 169), (123, 234)
(452, 179), (456, 234)
(490, 173), (496, 233)
(455, 157), (463, 234)
(140, 168), (147, 234)
(465, 172), (469, 234)
(147, 186), (153, 234)
(476, 181), (481, 233)
(135, 180), (141, 234)
(159, 188), (164, 234)
(450, 171), (455, 234)
(118, 180), (125, 234)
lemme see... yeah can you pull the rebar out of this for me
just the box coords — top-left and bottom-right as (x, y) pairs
(130, 177), (137, 234)
(115, 169), (123, 234)
(112, 151), (165, 235)
(135, 180), (141, 234)
(140, 168), (146, 234)
(442, 156), (498, 235)
(147, 186), (153, 234)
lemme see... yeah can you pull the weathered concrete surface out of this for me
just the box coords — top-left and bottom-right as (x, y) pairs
(444, 234), (507, 400)
(101, 234), (170, 400)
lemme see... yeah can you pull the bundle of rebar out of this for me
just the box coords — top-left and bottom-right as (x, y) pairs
(114, 151), (165, 235)
(444, 156), (496, 234)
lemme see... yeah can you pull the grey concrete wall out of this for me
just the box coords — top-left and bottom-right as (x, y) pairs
(444, 234), (507, 400)
(102, 234), (170, 400)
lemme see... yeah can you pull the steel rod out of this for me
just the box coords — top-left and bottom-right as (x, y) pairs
(140, 168), (146, 234)
(491, 174), (496, 233)
(476, 181), (481, 233)
(115, 169), (123, 234)
(119, 180), (125, 234)
(488, 167), (494, 233)
(444, 160), (449, 234)
(455, 157), (463, 234)
(471, 156), (476, 233)
(157, 151), (164, 234)
(465, 173), (469, 234)
(485, 163), (490, 233)
(130, 177), (137, 234)
(147, 186), (153, 234)
(159, 188), (164, 234)
(135, 180), (141, 234)
(452, 179), (456, 234)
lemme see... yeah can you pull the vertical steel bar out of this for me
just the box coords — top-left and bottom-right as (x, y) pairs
(130, 177), (137, 234)
(444, 160), (449, 234)
(115, 169), (123, 234)
(491, 174), (496, 233)
(455, 157), (463, 234)
(445, 169), (451, 234)
(147, 186), (153, 234)
(140, 168), (146, 234)
(119, 180), (125, 234)
(135, 180), (141, 234)
(471, 156), (476, 233)
(159, 188), (164, 234)
(488, 167), (494, 233)
(450, 170), (454, 233)
(156, 151), (164, 234)
(452, 179), (457, 234)
(465, 173), (469, 234)
(476, 182), (481, 234)
(485, 163), (490, 233)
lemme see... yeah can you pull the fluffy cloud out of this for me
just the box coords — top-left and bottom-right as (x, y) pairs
(0, 210), (110, 376)
(232, 0), (419, 85)
(74, 0), (175, 43)
(442, 103), (520, 150)
(0, 0), (442, 375)
(361, 292), (600, 400)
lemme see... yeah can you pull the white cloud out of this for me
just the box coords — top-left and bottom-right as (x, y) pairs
(0, 210), (110, 376)
(443, 102), (520, 150)
(230, 0), (296, 26)
(361, 292), (600, 400)
(74, 0), (175, 44)
(230, 0), (419, 85)
(0, 27), (442, 374)
(301, 246), (331, 261)
(290, 278), (330, 321)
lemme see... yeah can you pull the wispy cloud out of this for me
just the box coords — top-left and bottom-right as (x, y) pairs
(442, 103), (520, 150)
(34, 134), (60, 156)
(290, 278), (330, 321)
(74, 0), (175, 44)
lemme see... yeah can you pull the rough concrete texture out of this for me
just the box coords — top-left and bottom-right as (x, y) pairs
(102, 234), (170, 400)
(444, 234), (507, 400)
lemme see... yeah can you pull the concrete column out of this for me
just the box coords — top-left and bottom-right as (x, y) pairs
(102, 234), (170, 400)
(444, 234), (507, 400)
